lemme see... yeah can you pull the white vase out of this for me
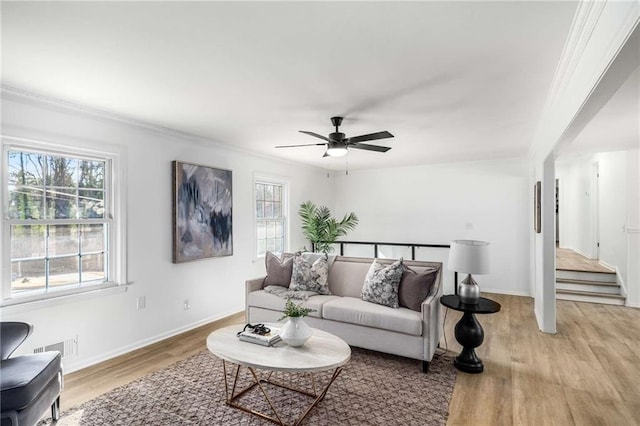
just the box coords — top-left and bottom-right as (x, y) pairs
(280, 317), (312, 347)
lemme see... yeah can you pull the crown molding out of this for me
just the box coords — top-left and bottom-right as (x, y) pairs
(529, 0), (640, 163)
(1, 85), (328, 172)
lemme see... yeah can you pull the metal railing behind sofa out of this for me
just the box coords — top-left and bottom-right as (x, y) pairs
(312, 240), (457, 295)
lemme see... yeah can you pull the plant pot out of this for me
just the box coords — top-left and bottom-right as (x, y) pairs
(280, 317), (312, 347)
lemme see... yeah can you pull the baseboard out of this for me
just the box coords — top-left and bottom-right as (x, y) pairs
(63, 310), (243, 373)
(481, 288), (531, 297)
(570, 246), (593, 259)
(599, 260), (615, 271)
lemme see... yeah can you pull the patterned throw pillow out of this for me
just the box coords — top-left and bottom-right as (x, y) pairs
(263, 251), (294, 288)
(288, 253), (331, 295)
(361, 259), (404, 308)
(398, 265), (438, 312)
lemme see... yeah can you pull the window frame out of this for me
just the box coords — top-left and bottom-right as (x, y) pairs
(1, 136), (127, 306)
(253, 174), (289, 260)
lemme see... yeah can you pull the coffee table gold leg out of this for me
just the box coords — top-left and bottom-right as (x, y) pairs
(222, 364), (343, 426)
(248, 367), (285, 425)
(293, 367), (343, 426)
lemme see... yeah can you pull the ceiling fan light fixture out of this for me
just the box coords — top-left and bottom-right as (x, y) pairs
(326, 146), (348, 157)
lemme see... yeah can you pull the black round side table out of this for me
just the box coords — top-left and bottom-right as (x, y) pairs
(440, 294), (501, 374)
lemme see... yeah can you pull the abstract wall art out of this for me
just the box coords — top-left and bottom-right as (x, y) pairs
(172, 161), (233, 263)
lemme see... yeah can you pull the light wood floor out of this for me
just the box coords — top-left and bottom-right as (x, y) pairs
(60, 296), (640, 425)
(556, 247), (614, 273)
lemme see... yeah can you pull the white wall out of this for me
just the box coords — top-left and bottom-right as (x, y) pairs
(557, 150), (633, 290)
(627, 149), (640, 307)
(0, 92), (333, 371)
(557, 157), (594, 257)
(597, 151), (628, 281)
(331, 159), (530, 296)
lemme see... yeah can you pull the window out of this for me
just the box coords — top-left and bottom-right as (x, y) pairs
(255, 178), (287, 258)
(2, 139), (126, 304)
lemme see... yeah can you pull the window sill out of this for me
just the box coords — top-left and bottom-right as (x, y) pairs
(0, 283), (130, 314)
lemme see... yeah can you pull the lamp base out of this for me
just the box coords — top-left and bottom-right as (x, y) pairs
(458, 274), (480, 304)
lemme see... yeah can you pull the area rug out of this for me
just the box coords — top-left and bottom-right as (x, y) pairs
(40, 348), (456, 425)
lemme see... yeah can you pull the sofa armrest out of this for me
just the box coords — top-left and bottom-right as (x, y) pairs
(245, 277), (266, 322)
(420, 270), (444, 362)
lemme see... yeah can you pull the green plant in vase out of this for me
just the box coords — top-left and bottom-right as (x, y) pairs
(279, 299), (316, 347)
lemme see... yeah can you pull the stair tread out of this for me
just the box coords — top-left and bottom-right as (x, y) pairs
(556, 289), (625, 299)
(556, 267), (615, 274)
(556, 278), (620, 286)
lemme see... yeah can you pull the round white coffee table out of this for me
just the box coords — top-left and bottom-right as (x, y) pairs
(207, 323), (351, 426)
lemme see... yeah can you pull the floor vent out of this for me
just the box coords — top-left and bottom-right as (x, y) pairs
(34, 338), (77, 358)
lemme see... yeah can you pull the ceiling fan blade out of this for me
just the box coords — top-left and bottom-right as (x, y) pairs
(299, 131), (330, 142)
(275, 143), (326, 148)
(349, 143), (391, 153)
(347, 131), (394, 144)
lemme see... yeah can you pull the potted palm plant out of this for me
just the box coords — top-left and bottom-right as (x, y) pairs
(298, 201), (359, 254)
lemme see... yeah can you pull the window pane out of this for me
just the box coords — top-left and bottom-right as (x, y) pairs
(11, 259), (46, 294)
(266, 221), (276, 238)
(264, 201), (273, 218)
(79, 160), (104, 189)
(46, 155), (77, 187)
(49, 225), (79, 257)
(11, 225), (46, 259)
(275, 221), (283, 238)
(46, 188), (77, 219)
(8, 151), (44, 186)
(274, 186), (281, 201)
(256, 201), (264, 218)
(49, 256), (79, 288)
(256, 184), (264, 201)
(79, 189), (105, 218)
(8, 187), (44, 219)
(275, 238), (283, 253)
(81, 224), (105, 253)
(257, 239), (266, 256)
(264, 185), (273, 201)
(273, 202), (281, 218)
(256, 222), (266, 239)
(266, 238), (276, 252)
(81, 254), (105, 282)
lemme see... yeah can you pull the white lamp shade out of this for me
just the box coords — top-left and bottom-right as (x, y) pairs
(448, 240), (490, 274)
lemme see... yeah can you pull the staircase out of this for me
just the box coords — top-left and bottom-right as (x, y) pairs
(556, 268), (625, 305)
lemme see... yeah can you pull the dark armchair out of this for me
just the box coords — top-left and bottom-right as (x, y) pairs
(1, 322), (62, 426)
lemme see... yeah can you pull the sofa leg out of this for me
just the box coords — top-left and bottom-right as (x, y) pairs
(422, 360), (430, 373)
(51, 396), (61, 421)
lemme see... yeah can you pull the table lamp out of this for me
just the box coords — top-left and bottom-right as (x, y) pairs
(448, 240), (490, 304)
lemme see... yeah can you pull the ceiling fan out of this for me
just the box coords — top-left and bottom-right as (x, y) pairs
(276, 116), (394, 157)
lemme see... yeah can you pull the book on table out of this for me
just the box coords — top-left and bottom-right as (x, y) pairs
(238, 327), (282, 347)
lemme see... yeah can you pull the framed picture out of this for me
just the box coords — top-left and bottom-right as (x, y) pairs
(172, 161), (233, 263)
(534, 181), (541, 233)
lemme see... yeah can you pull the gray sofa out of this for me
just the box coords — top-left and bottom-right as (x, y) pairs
(246, 256), (443, 372)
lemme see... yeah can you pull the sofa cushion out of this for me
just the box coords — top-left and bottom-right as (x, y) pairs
(289, 254), (331, 295)
(0, 352), (61, 411)
(323, 297), (422, 336)
(247, 290), (340, 318)
(263, 251), (293, 288)
(361, 259), (403, 308)
(399, 265), (438, 312)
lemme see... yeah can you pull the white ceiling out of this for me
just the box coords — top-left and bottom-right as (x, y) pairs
(1, 1), (580, 171)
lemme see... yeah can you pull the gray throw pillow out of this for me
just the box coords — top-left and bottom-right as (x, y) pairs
(289, 253), (331, 295)
(361, 259), (404, 308)
(398, 265), (438, 312)
(263, 251), (294, 288)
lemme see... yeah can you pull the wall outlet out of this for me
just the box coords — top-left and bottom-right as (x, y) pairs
(137, 296), (146, 310)
(183, 299), (191, 310)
